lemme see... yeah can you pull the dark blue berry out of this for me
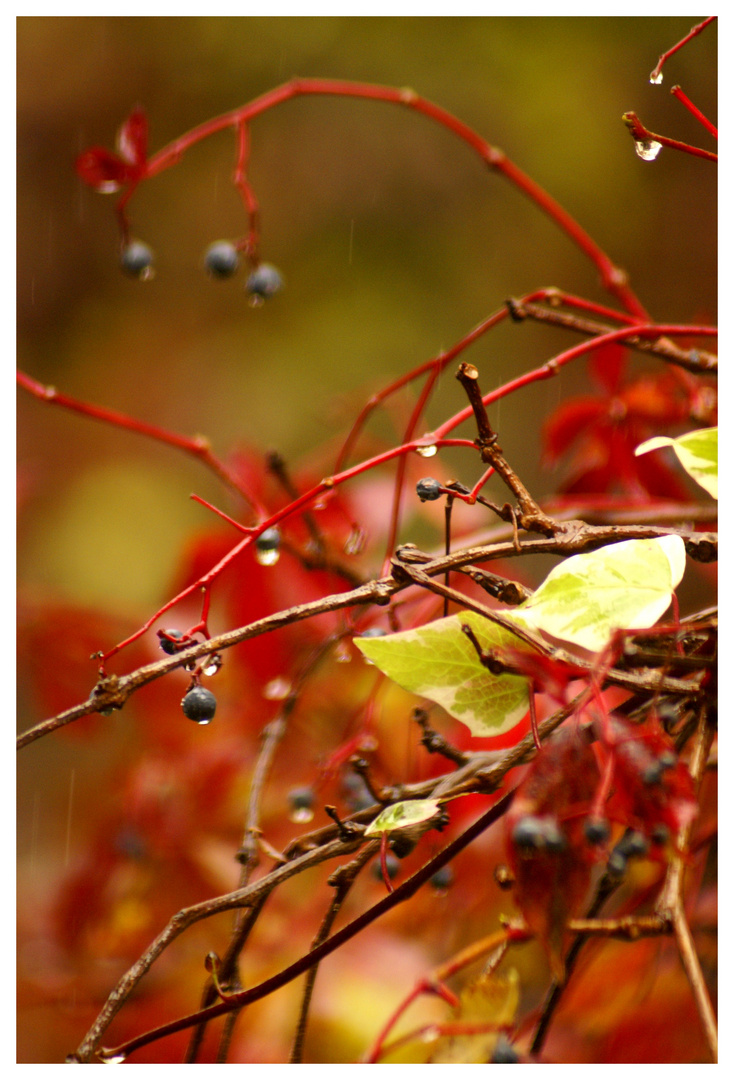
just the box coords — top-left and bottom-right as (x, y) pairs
(121, 240), (154, 279)
(246, 263), (283, 299)
(651, 823), (670, 846)
(256, 527), (281, 552)
(416, 477), (442, 502)
(617, 830), (649, 859)
(158, 628), (186, 655)
(429, 865), (454, 890)
(181, 686), (217, 723)
(205, 241), (240, 278)
(512, 815), (566, 853)
(584, 817), (611, 845)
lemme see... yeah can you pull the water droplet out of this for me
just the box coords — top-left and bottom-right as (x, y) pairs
(194, 717), (213, 726)
(290, 806), (315, 824)
(649, 70), (663, 85)
(202, 654), (222, 677)
(344, 525), (367, 555)
(102, 1053), (127, 1065)
(263, 676), (291, 700)
(415, 443), (438, 458)
(255, 546), (280, 567)
(634, 139), (662, 162)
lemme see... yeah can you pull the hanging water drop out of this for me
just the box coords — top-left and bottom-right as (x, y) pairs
(102, 1053), (127, 1065)
(255, 527), (281, 566)
(202, 655), (222, 677)
(634, 139), (662, 161)
(415, 443), (438, 458)
(288, 786), (315, 823)
(649, 70), (664, 85)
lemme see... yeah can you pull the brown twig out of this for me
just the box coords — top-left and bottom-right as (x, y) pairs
(455, 362), (557, 536)
(505, 298), (717, 375)
(655, 704), (717, 1061)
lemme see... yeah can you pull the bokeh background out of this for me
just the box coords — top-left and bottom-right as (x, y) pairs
(17, 17), (717, 1063)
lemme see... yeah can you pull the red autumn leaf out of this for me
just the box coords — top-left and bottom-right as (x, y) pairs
(602, 714), (698, 839)
(117, 107), (148, 168)
(75, 108), (148, 192)
(542, 397), (606, 465)
(588, 342), (627, 394)
(75, 147), (135, 192)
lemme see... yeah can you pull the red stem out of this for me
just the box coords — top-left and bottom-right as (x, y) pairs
(118, 78), (647, 317)
(623, 112), (717, 163)
(649, 17), (716, 83)
(670, 85), (717, 139)
(434, 323), (717, 439)
(17, 370), (267, 516)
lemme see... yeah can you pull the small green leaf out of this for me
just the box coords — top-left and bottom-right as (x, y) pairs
(364, 798), (442, 836)
(635, 427), (717, 499)
(508, 535), (686, 653)
(354, 611), (530, 737)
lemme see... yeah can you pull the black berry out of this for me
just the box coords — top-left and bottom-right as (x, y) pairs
(416, 477), (442, 502)
(205, 241), (240, 278)
(158, 628), (186, 655)
(584, 817), (611, 845)
(246, 263), (283, 299)
(121, 240), (154, 279)
(616, 829), (649, 859)
(181, 686), (217, 723)
(512, 814), (566, 853)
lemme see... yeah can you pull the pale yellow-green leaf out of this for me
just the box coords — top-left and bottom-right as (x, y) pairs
(508, 534), (685, 653)
(635, 427), (717, 499)
(355, 611), (530, 737)
(364, 798), (442, 836)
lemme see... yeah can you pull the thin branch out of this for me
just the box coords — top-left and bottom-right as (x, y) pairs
(18, 520), (715, 749)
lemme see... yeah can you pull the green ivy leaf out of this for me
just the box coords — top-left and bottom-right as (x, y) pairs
(364, 798), (442, 836)
(508, 535), (686, 653)
(355, 611), (530, 737)
(635, 427), (717, 499)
